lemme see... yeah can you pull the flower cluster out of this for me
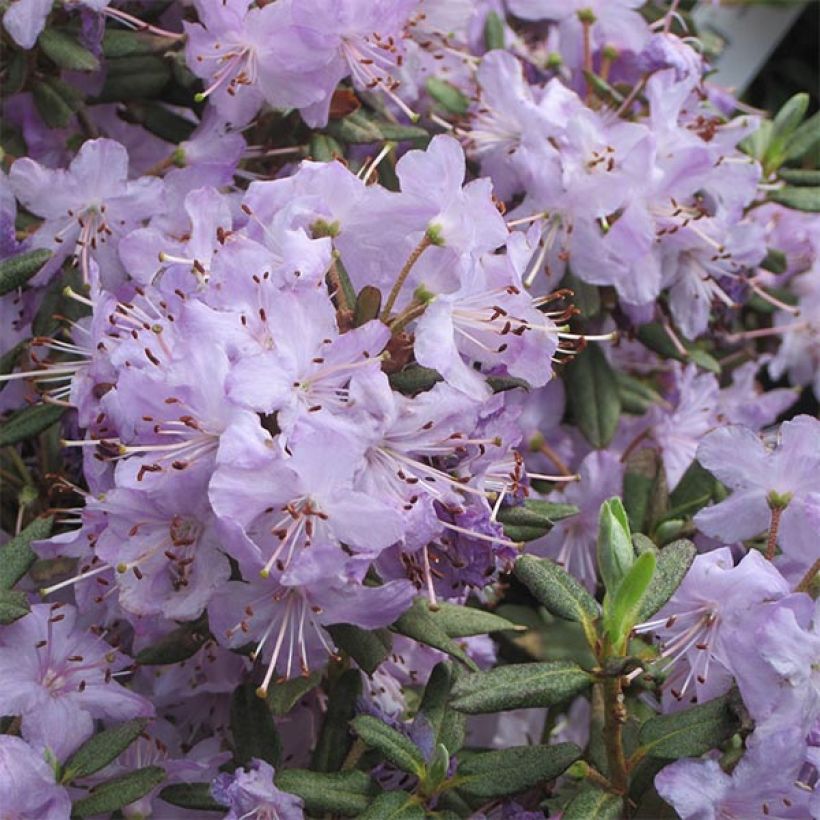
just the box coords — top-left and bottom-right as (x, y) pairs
(1, 0), (818, 817)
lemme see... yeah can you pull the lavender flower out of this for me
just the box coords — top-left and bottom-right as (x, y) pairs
(0, 734), (71, 818)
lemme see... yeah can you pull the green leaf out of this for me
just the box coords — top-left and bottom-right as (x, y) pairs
(0, 403), (65, 447)
(563, 271), (601, 319)
(351, 715), (426, 776)
(637, 539), (696, 621)
(779, 168), (820, 186)
(496, 500), (579, 543)
(514, 555), (601, 625)
(309, 133), (344, 162)
(784, 111), (820, 162)
(564, 342), (620, 448)
(597, 497), (634, 594)
(62, 719), (149, 782)
(615, 371), (662, 415)
(458, 743), (581, 798)
(583, 70), (625, 106)
(230, 682), (281, 767)
(0, 516), (53, 590)
(487, 374), (530, 393)
(667, 460), (716, 520)
(418, 662), (464, 753)
(4, 50), (27, 96)
(603, 550), (655, 644)
(450, 661), (593, 713)
(0, 588), (30, 624)
(623, 447), (666, 534)
(353, 285), (383, 327)
(38, 28), (100, 71)
(123, 101), (196, 144)
(429, 602), (519, 638)
(33, 79), (82, 129)
(358, 791), (425, 820)
(71, 766), (165, 817)
(425, 77), (470, 115)
(327, 624), (392, 675)
(389, 365), (442, 395)
(102, 29), (172, 58)
(326, 110), (427, 144)
(638, 693), (740, 759)
(97, 56), (171, 102)
(483, 11), (505, 51)
(636, 323), (720, 373)
(563, 785), (624, 819)
(312, 669), (361, 772)
(266, 671), (321, 716)
(0, 249), (53, 296)
(769, 186), (820, 212)
(772, 93), (809, 142)
(158, 782), (225, 812)
(0, 340), (27, 388)
(761, 247), (788, 274)
(392, 598), (479, 671)
(135, 617), (210, 665)
(274, 769), (379, 816)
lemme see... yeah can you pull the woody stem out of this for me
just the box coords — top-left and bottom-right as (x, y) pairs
(380, 234), (432, 321)
(765, 505), (783, 561)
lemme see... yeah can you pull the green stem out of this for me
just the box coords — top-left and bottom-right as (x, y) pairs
(602, 672), (629, 794)
(380, 234), (432, 321)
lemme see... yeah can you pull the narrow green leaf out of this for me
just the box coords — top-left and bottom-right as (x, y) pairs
(487, 374), (530, 393)
(358, 791), (425, 820)
(428, 602), (519, 638)
(351, 715), (426, 776)
(779, 168), (820, 186)
(597, 497), (634, 594)
(0, 516), (53, 590)
(353, 285), (382, 327)
(326, 110), (427, 144)
(563, 785), (624, 819)
(564, 342), (620, 448)
(769, 186), (820, 212)
(636, 323), (720, 373)
(771, 93), (809, 142)
(102, 29), (171, 58)
(158, 782), (224, 812)
(458, 743), (581, 798)
(33, 79), (80, 129)
(327, 624), (391, 675)
(312, 669), (361, 772)
(62, 719), (149, 782)
(514, 554), (601, 624)
(583, 70), (625, 105)
(392, 598), (478, 671)
(450, 661), (593, 713)
(637, 539), (696, 621)
(638, 693), (740, 759)
(615, 371), (662, 415)
(274, 769), (379, 816)
(426, 77), (470, 115)
(784, 111), (820, 161)
(761, 247), (788, 274)
(0, 403), (65, 447)
(310, 133), (344, 162)
(97, 56), (171, 102)
(604, 550), (655, 643)
(496, 498), (578, 542)
(135, 617), (210, 665)
(623, 448), (664, 534)
(0, 249), (53, 296)
(71, 766), (165, 817)
(563, 271), (601, 318)
(389, 365), (442, 396)
(0, 340), (27, 387)
(0, 589), (30, 624)
(266, 671), (321, 716)
(484, 11), (505, 50)
(230, 682), (281, 767)
(418, 662), (466, 755)
(38, 28), (100, 71)
(123, 101), (196, 143)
